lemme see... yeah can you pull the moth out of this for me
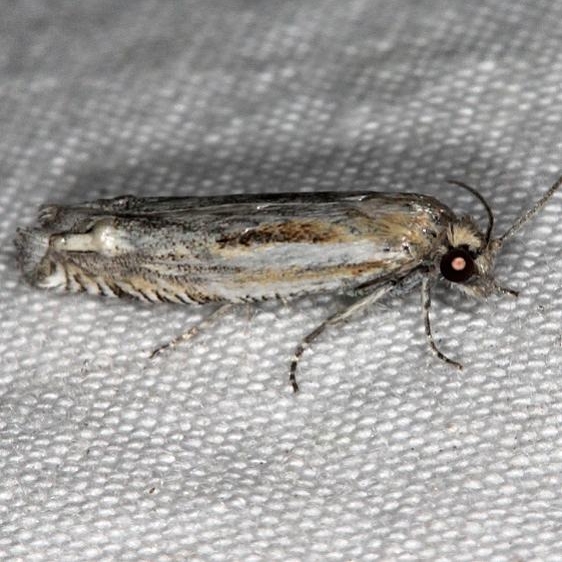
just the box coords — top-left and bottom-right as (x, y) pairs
(14, 175), (562, 391)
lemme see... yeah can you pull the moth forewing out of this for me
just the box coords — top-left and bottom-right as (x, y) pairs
(15, 192), (454, 303)
(14, 175), (562, 391)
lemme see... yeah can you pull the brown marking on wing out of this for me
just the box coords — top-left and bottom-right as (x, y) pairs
(217, 220), (352, 247)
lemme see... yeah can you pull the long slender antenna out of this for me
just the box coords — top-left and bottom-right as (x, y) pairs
(447, 179), (494, 244)
(498, 174), (562, 243)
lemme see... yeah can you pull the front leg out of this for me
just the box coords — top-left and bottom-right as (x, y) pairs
(421, 277), (463, 369)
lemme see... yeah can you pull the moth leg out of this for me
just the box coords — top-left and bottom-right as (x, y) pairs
(290, 282), (396, 393)
(421, 278), (463, 370)
(494, 284), (519, 298)
(150, 303), (234, 359)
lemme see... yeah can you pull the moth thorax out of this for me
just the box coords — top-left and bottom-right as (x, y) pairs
(446, 219), (486, 252)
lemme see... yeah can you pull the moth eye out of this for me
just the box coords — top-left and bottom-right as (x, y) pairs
(440, 248), (476, 283)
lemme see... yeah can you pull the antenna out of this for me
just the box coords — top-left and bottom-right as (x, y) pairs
(498, 174), (562, 243)
(447, 179), (494, 244)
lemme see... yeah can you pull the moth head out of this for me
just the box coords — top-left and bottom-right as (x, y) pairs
(439, 218), (501, 298)
(438, 176), (562, 298)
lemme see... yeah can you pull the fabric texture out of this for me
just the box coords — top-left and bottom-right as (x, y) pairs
(2, 1), (562, 560)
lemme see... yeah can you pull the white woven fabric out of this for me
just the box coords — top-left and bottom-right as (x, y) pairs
(2, 1), (562, 560)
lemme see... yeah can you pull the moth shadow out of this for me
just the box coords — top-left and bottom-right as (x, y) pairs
(56, 142), (376, 203)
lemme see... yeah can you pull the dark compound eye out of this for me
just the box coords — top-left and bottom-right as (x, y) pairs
(440, 247), (476, 283)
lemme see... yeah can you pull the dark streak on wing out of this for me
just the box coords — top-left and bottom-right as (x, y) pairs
(75, 191), (376, 216)
(216, 219), (348, 247)
(68, 191), (451, 220)
(107, 280), (127, 298)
